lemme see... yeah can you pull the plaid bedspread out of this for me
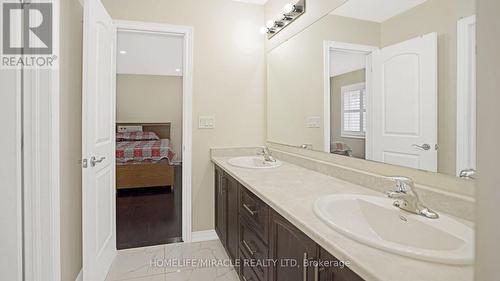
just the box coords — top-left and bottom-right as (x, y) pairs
(116, 139), (176, 164)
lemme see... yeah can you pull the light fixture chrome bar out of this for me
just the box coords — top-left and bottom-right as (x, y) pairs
(262, 0), (306, 39)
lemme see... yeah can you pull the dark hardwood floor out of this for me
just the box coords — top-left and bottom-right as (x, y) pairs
(116, 165), (182, 249)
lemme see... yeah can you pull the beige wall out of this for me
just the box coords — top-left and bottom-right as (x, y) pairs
(102, 0), (266, 232)
(330, 69), (366, 159)
(268, 14), (380, 150)
(59, 0), (83, 280)
(380, 0), (475, 176)
(475, 0), (500, 279)
(116, 74), (183, 158)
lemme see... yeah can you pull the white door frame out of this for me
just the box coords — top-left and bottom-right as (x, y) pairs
(2, 68), (25, 281)
(323, 41), (378, 154)
(114, 20), (194, 242)
(456, 15), (476, 176)
(21, 3), (62, 281)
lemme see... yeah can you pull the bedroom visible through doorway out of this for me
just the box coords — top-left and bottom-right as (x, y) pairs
(114, 30), (184, 249)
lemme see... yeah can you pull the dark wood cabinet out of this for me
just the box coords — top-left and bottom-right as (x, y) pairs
(269, 211), (319, 281)
(319, 248), (364, 281)
(214, 164), (365, 281)
(215, 166), (239, 261)
(239, 217), (269, 281)
(240, 186), (269, 242)
(227, 175), (240, 261)
(214, 166), (227, 246)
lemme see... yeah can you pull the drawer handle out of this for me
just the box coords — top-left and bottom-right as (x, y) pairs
(303, 252), (308, 281)
(314, 260), (319, 281)
(243, 239), (256, 256)
(243, 203), (257, 216)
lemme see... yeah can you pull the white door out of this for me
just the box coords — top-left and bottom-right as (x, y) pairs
(369, 33), (438, 172)
(456, 15), (476, 176)
(82, 0), (116, 280)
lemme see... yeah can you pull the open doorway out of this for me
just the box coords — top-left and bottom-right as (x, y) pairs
(113, 27), (186, 249)
(323, 41), (377, 156)
(81, 5), (193, 277)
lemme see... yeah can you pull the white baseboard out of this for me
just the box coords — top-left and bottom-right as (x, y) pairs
(75, 269), (83, 281)
(191, 230), (218, 242)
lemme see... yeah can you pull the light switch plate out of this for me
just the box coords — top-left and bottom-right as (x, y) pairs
(199, 116), (215, 129)
(306, 116), (321, 128)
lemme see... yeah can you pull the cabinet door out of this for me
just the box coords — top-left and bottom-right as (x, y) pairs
(215, 166), (227, 246)
(226, 176), (239, 261)
(319, 248), (364, 281)
(270, 211), (318, 281)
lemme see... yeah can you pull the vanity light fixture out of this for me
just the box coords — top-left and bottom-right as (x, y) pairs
(266, 20), (275, 29)
(260, 0), (305, 39)
(283, 3), (304, 14)
(280, 13), (294, 21)
(274, 20), (285, 28)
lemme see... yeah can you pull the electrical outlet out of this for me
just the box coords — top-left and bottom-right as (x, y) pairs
(199, 116), (215, 129)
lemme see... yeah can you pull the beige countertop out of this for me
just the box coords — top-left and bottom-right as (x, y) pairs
(211, 156), (474, 281)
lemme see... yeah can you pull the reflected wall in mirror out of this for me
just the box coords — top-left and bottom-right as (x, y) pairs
(267, 0), (476, 177)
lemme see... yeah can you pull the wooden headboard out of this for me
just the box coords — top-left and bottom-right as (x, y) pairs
(116, 122), (171, 139)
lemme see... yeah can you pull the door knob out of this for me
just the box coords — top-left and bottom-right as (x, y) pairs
(412, 144), (431, 151)
(90, 156), (106, 167)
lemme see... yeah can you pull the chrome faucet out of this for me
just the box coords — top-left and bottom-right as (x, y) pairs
(259, 146), (276, 162)
(459, 169), (477, 180)
(386, 176), (439, 219)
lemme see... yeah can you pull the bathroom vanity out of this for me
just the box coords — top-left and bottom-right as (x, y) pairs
(209, 0), (477, 280)
(214, 164), (364, 281)
(212, 149), (474, 281)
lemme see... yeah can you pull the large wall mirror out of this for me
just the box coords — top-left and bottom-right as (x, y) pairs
(267, 0), (476, 178)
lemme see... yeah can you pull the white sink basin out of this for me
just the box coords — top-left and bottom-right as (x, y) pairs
(314, 194), (474, 265)
(228, 156), (282, 169)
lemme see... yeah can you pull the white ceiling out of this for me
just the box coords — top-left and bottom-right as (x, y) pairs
(116, 31), (183, 76)
(330, 50), (367, 77)
(231, 0), (268, 5)
(331, 0), (428, 23)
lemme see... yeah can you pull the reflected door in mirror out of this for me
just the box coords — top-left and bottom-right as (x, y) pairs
(368, 33), (438, 172)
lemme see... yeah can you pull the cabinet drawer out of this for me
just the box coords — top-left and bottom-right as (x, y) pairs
(240, 187), (269, 241)
(240, 254), (262, 281)
(239, 218), (269, 281)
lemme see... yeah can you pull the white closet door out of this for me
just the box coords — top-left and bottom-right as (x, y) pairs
(82, 0), (117, 280)
(369, 33), (438, 172)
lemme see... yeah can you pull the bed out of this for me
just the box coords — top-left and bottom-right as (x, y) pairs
(115, 123), (176, 189)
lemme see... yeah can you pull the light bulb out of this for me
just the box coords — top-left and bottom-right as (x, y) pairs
(283, 3), (294, 14)
(260, 27), (268, 35)
(119, 50), (127, 55)
(266, 20), (275, 29)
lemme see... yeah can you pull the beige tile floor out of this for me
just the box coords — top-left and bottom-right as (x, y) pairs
(105, 240), (240, 281)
